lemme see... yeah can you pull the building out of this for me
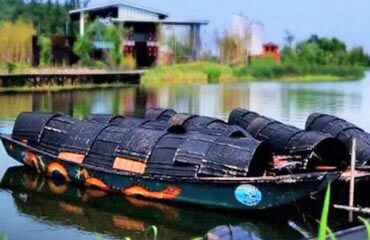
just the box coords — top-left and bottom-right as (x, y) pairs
(262, 42), (281, 61)
(232, 14), (264, 57)
(249, 22), (264, 56)
(69, 1), (208, 67)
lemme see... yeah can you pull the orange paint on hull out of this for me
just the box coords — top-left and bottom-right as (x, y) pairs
(47, 162), (70, 181)
(47, 180), (68, 195)
(24, 152), (38, 167)
(84, 177), (110, 192)
(122, 185), (181, 200)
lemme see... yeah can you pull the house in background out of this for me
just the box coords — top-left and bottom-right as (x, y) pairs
(262, 42), (281, 61)
(69, 1), (208, 67)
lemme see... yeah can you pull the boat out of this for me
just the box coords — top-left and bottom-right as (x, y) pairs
(306, 113), (370, 168)
(228, 108), (350, 170)
(0, 166), (301, 239)
(0, 112), (338, 211)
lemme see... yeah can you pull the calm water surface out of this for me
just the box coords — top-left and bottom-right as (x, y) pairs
(1, 72), (370, 240)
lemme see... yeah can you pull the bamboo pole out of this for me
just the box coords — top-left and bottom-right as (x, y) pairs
(349, 138), (356, 222)
(334, 204), (370, 215)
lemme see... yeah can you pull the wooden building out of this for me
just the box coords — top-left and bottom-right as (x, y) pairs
(69, 1), (208, 67)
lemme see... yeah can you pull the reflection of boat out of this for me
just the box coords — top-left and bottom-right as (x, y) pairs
(0, 167), (301, 239)
(1, 112), (338, 210)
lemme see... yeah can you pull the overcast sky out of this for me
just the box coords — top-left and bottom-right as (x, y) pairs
(85, 0), (370, 52)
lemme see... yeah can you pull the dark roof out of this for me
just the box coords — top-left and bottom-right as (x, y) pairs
(69, 0), (169, 18)
(263, 42), (279, 48)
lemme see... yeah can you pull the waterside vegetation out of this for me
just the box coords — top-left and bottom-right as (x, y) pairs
(142, 59), (365, 85)
(143, 35), (368, 85)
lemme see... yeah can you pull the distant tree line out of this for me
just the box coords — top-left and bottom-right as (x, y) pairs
(0, 0), (89, 36)
(281, 35), (370, 67)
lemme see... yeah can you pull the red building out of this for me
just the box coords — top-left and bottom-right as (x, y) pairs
(262, 42), (281, 61)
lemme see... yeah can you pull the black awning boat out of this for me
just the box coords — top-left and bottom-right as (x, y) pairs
(229, 108), (350, 171)
(306, 113), (370, 167)
(1, 112), (338, 210)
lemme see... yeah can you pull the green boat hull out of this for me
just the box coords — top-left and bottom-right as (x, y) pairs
(0, 167), (309, 239)
(1, 135), (339, 210)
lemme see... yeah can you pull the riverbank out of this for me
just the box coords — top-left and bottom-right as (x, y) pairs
(0, 68), (143, 92)
(0, 83), (136, 93)
(0, 62), (365, 92)
(141, 61), (365, 85)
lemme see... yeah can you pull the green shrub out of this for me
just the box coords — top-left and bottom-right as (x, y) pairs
(103, 25), (124, 67)
(38, 36), (52, 67)
(73, 35), (93, 66)
(142, 62), (234, 85)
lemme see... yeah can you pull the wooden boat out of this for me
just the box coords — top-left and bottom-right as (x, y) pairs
(306, 113), (370, 167)
(0, 112), (339, 211)
(0, 167), (299, 239)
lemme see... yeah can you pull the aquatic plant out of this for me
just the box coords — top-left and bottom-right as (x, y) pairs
(318, 185), (334, 240)
(358, 217), (370, 239)
(144, 225), (158, 240)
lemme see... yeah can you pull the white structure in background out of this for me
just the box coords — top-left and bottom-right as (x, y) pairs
(249, 22), (264, 56)
(232, 14), (264, 56)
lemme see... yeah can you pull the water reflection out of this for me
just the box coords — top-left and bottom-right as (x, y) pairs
(1, 73), (370, 239)
(0, 73), (369, 131)
(1, 167), (302, 240)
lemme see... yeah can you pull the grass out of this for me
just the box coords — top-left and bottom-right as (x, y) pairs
(141, 61), (235, 85)
(142, 59), (365, 85)
(233, 58), (365, 82)
(0, 83), (136, 93)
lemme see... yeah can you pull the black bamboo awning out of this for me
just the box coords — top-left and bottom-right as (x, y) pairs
(229, 108), (350, 168)
(143, 107), (248, 138)
(306, 113), (370, 165)
(12, 112), (272, 178)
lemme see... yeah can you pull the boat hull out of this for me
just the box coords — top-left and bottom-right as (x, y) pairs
(1, 135), (338, 210)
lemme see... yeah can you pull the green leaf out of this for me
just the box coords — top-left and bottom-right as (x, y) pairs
(145, 225), (158, 240)
(318, 185), (331, 240)
(326, 226), (337, 240)
(358, 216), (370, 239)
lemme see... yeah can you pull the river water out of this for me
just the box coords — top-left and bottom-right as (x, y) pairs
(0, 72), (370, 239)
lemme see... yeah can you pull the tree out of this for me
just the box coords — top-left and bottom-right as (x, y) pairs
(216, 30), (249, 65)
(348, 47), (368, 66)
(38, 36), (52, 66)
(73, 35), (93, 66)
(280, 46), (298, 64)
(167, 35), (192, 63)
(284, 30), (295, 48)
(103, 25), (124, 67)
(72, 20), (102, 66)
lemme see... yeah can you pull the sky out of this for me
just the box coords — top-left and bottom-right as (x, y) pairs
(85, 0), (370, 52)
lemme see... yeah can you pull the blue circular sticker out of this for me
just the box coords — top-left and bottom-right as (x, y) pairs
(234, 184), (262, 206)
